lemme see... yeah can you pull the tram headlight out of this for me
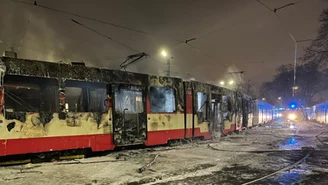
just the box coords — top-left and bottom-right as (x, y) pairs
(288, 113), (296, 120)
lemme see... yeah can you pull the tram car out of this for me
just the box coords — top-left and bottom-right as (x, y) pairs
(308, 102), (328, 124)
(0, 56), (275, 157)
(256, 100), (275, 124)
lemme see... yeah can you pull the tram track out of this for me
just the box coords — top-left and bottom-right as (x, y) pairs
(241, 151), (311, 185)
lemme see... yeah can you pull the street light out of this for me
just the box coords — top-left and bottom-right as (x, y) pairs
(228, 80), (234, 85)
(256, 1), (300, 97)
(278, 97), (282, 107)
(161, 50), (167, 57)
(220, 81), (225, 85)
(262, 98), (266, 101)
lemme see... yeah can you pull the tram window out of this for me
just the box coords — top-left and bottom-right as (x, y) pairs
(222, 96), (231, 112)
(4, 75), (58, 112)
(150, 87), (176, 113)
(114, 87), (143, 114)
(197, 92), (208, 120)
(65, 80), (107, 112)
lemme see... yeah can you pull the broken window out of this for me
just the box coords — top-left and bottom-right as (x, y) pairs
(114, 86), (144, 114)
(197, 92), (208, 121)
(65, 80), (107, 112)
(221, 96), (233, 121)
(150, 86), (176, 113)
(222, 96), (232, 112)
(4, 75), (58, 112)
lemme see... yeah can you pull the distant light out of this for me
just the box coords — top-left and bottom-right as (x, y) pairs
(262, 98), (265, 101)
(291, 104), (295, 108)
(288, 113), (296, 120)
(278, 97), (281, 100)
(161, 50), (167, 57)
(290, 124), (295, 129)
(278, 113), (282, 117)
(220, 81), (225, 85)
(229, 80), (234, 85)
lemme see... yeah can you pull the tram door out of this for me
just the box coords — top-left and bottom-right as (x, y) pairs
(210, 94), (222, 138)
(112, 85), (147, 146)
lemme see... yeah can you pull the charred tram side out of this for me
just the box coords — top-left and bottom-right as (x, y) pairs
(0, 57), (275, 157)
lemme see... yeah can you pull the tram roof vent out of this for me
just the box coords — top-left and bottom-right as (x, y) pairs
(71, 61), (85, 66)
(3, 51), (17, 58)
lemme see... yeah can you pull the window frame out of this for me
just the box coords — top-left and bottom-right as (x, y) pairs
(4, 75), (59, 113)
(149, 86), (177, 113)
(64, 80), (107, 113)
(197, 91), (208, 120)
(113, 84), (145, 114)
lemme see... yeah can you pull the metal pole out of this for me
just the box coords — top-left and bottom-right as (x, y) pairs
(167, 59), (170, 77)
(293, 42), (297, 97)
(256, 1), (301, 97)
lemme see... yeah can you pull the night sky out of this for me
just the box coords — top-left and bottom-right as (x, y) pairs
(0, 0), (327, 92)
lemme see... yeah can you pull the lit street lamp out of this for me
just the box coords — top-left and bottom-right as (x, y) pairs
(278, 97), (282, 107)
(262, 98), (266, 101)
(220, 81), (225, 85)
(229, 80), (234, 85)
(161, 50), (167, 57)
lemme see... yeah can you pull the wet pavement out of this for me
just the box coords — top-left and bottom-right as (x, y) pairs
(155, 120), (328, 185)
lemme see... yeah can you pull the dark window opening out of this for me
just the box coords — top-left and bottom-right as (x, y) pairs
(222, 96), (232, 112)
(150, 86), (176, 113)
(65, 80), (107, 112)
(114, 86), (144, 114)
(197, 92), (208, 121)
(222, 96), (232, 121)
(4, 75), (59, 112)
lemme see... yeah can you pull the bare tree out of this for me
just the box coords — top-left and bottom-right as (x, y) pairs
(304, 9), (328, 66)
(260, 62), (328, 107)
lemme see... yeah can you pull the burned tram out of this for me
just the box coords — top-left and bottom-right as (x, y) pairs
(0, 57), (275, 157)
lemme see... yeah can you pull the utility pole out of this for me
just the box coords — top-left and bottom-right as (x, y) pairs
(166, 57), (173, 77)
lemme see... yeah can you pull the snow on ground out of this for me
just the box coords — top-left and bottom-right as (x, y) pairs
(1, 120), (328, 185)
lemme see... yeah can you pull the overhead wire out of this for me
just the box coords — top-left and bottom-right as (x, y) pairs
(182, 0), (308, 69)
(200, 11), (272, 40)
(256, 0), (309, 94)
(6, 0), (311, 77)
(180, 1), (280, 69)
(70, 19), (139, 53)
(10, 0), (170, 68)
(8, 0), (183, 43)
(69, 18), (169, 67)
(8, 0), (285, 70)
